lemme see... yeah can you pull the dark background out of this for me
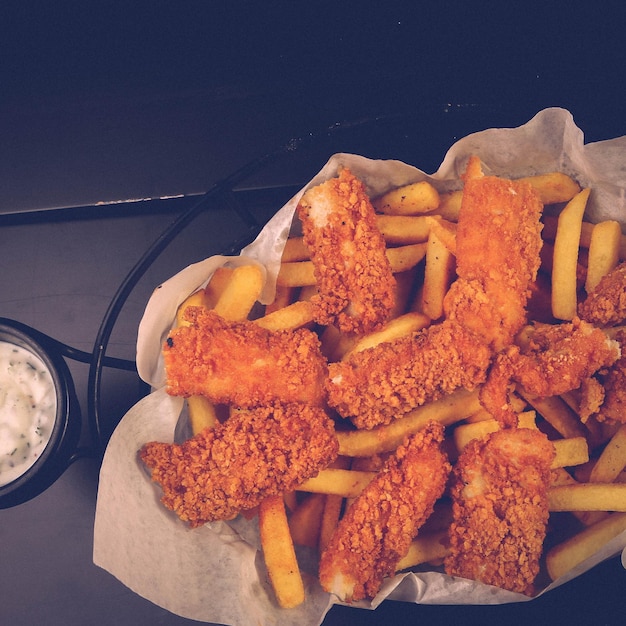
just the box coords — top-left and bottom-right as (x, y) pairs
(1, 2), (625, 625)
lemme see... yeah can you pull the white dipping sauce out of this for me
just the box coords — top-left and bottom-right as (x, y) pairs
(0, 341), (57, 487)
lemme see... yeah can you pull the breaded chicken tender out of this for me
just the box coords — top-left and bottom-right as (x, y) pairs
(445, 427), (555, 595)
(443, 174), (544, 352)
(595, 329), (626, 424)
(139, 402), (338, 526)
(326, 321), (491, 429)
(319, 421), (450, 602)
(480, 319), (620, 427)
(578, 261), (626, 327)
(163, 307), (328, 407)
(297, 168), (396, 335)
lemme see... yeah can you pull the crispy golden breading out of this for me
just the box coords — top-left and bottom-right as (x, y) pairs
(319, 421), (450, 602)
(326, 321), (491, 429)
(578, 261), (626, 327)
(480, 319), (620, 427)
(163, 308), (328, 407)
(443, 175), (544, 352)
(596, 329), (626, 424)
(445, 428), (555, 595)
(297, 168), (396, 335)
(139, 403), (338, 526)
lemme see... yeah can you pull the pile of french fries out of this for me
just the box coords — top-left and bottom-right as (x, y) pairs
(174, 169), (626, 608)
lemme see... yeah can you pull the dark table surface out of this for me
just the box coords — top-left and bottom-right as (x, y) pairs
(1, 3), (625, 625)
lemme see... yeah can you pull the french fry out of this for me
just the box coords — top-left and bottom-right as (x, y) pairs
(453, 411), (537, 452)
(298, 468), (376, 498)
(375, 214), (432, 245)
(425, 216), (457, 255)
(421, 229), (456, 320)
(523, 172), (581, 205)
(552, 437), (590, 469)
(436, 190), (463, 222)
(258, 495), (305, 609)
(395, 529), (450, 571)
(373, 180), (440, 215)
(281, 237), (310, 262)
(202, 266), (234, 308)
(550, 468), (610, 526)
(277, 244), (427, 287)
(585, 220), (622, 293)
(546, 512), (626, 581)
(548, 483), (626, 512)
(519, 392), (588, 440)
(342, 312), (430, 360)
(212, 263), (265, 320)
(288, 493), (327, 548)
(255, 300), (316, 331)
(551, 188), (591, 320)
(337, 387), (482, 457)
(318, 493), (344, 553)
(589, 424), (626, 483)
(264, 283), (297, 314)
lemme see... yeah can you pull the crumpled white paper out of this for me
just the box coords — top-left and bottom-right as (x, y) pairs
(94, 107), (626, 626)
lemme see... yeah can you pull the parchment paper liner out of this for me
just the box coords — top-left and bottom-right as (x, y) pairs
(94, 108), (626, 626)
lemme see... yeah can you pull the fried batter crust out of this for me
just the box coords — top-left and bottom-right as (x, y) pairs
(445, 428), (555, 595)
(578, 261), (626, 327)
(480, 319), (620, 427)
(297, 168), (396, 335)
(319, 421), (450, 602)
(443, 175), (544, 352)
(139, 403), (338, 526)
(326, 321), (491, 429)
(163, 307), (328, 407)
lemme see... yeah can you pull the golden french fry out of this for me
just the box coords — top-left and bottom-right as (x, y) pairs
(264, 284), (296, 315)
(551, 188), (591, 320)
(589, 424), (626, 483)
(258, 495), (305, 609)
(425, 216), (457, 255)
(385, 243), (428, 273)
(373, 180), (440, 215)
(186, 396), (218, 433)
(375, 214), (432, 245)
(212, 263), (264, 320)
(550, 468), (610, 527)
(520, 392), (588, 440)
(552, 437), (590, 469)
(441, 172), (580, 228)
(318, 493), (344, 553)
(281, 237), (310, 262)
(337, 387), (481, 458)
(436, 190), (463, 222)
(421, 229), (456, 320)
(548, 483), (626, 512)
(585, 220), (622, 293)
(202, 266), (235, 308)
(277, 244), (427, 287)
(395, 529), (450, 571)
(342, 312), (430, 360)
(288, 493), (326, 548)
(546, 512), (626, 581)
(453, 412), (537, 453)
(523, 172), (581, 205)
(298, 468), (375, 498)
(255, 300), (316, 331)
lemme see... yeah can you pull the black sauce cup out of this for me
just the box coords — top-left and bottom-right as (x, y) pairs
(0, 318), (81, 508)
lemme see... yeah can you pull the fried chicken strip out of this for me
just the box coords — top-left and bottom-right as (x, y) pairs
(595, 329), (626, 424)
(139, 402), (338, 526)
(443, 173), (544, 351)
(319, 421), (450, 602)
(480, 319), (620, 427)
(163, 307), (328, 407)
(578, 261), (626, 327)
(326, 321), (491, 429)
(445, 427), (555, 595)
(297, 167), (396, 334)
